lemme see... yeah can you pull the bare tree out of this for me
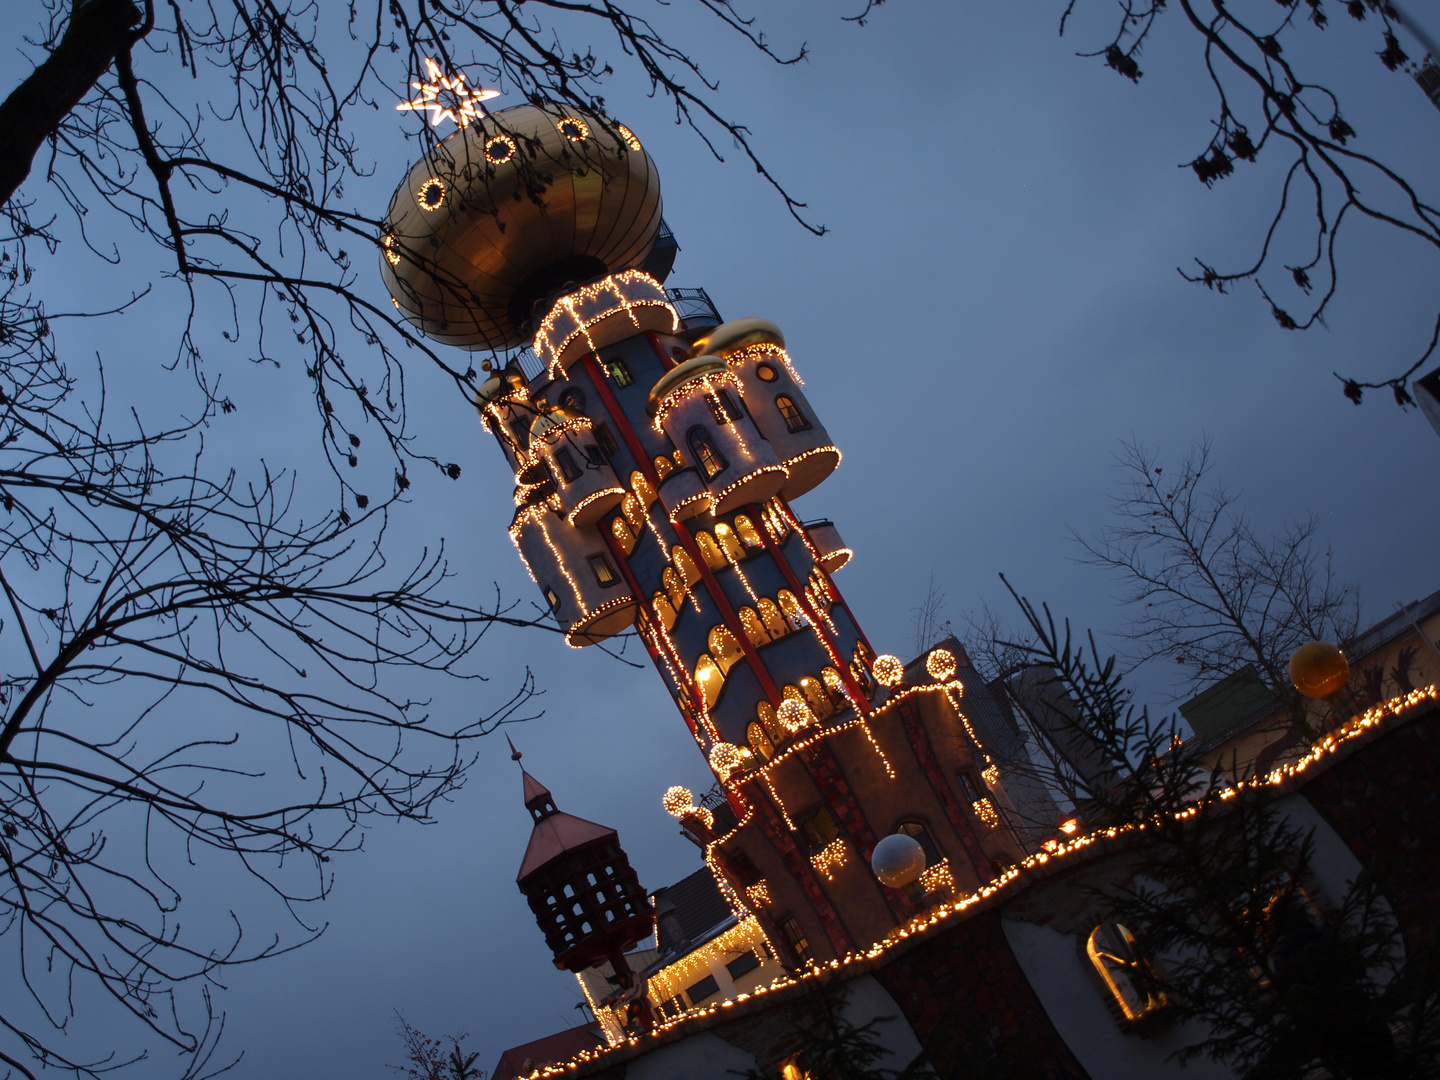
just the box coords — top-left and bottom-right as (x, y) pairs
(1060, 0), (1440, 406)
(1075, 437), (1359, 732)
(0, 4), (881, 1076)
(390, 1013), (483, 1080)
(909, 571), (951, 658)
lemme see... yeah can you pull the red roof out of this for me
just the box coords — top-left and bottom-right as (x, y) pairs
(517, 809), (615, 881)
(522, 768), (551, 807)
(492, 1022), (606, 1080)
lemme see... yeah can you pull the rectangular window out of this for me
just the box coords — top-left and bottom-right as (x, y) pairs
(588, 554), (619, 587)
(555, 448), (582, 482)
(781, 917), (811, 963)
(725, 951), (761, 980)
(605, 357), (634, 387)
(509, 418), (530, 449)
(798, 804), (840, 855)
(542, 586), (560, 611)
(955, 771), (979, 802)
(593, 423), (618, 459)
(685, 974), (719, 1005)
(583, 443), (604, 466)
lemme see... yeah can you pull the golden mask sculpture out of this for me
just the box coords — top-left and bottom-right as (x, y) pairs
(380, 104), (662, 352)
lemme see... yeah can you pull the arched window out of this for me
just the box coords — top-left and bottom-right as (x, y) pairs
(799, 676), (834, 720)
(821, 667), (847, 705)
(763, 499), (789, 538)
(756, 701), (782, 741)
(747, 722), (775, 762)
(896, 821), (942, 867)
(808, 566), (833, 608)
(610, 513), (637, 556)
(672, 545), (700, 587)
(714, 522), (746, 565)
(709, 626), (743, 675)
(775, 394), (810, 433)
(630, 471), (656, 506)
(734, 515), (765, 551)
(653, 591), (678, 631)
(695, 654), (724, 710)
(653, 454), (674, 480)
(777, 590), (808, 630)
(756, 598), (789, 639)
(622, 493), (645, 531)
(1087, 924), (1166, 1022)
(695, 531), (727, 571)
(688, 426), (727, 480)
(662, 567), (686, 610)
(739, 606), (770, 646)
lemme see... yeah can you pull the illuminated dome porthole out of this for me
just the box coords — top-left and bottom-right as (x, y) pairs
(484, 133), (517, 163)
(616, 123), (641, 151)
(756, 363), (778, 382)
(557, 116), (590, 142)
(382, 233), (400, 266)
(416, 177), (446, 211)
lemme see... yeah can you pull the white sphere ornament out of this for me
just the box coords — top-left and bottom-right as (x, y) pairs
(870, 832), (927, 889)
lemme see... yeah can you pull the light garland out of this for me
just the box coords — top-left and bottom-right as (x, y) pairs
(666, 488), (716, 524)
(873, 655), (904, 688)
(652, 369), (745, 431)
(971, 798), (999, 829)
(564, 595), (637, 648)
(982, 764), (1000, 787)
(706, 464), (790, 514)
(534, 270), (677, 378)
(484, 133), (517, 163)
(920, 859), (955, 897)
(382, 233), (401, 266)
(643, 916), (775, 1018)
(745, 881), (772, 907)
(810, 837), (847, 881)
(926, 648), (956, 683)
(556, 115), (591, 141)
(566, 485), (626, 526)
(516, 684), (1440, 1080)
(416, 176), (447, 211)
(728, 343), (805, 387)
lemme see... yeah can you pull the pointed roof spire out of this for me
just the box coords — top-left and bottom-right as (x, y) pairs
(506, 733), (523, 762)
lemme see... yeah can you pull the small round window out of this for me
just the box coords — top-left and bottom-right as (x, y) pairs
(559, 387), (587, 415)
(556, 116), (590, 142)
(416, 177), (446, 211)
(484, 134), (517, 164)
(616, 123), (641, 151)
(756, 363), (778, 383)
(382, 233), (400, 266)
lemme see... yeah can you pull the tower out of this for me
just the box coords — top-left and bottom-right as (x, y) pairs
(380, 94), (1026, 1014)
(509, 741), (655, 1031)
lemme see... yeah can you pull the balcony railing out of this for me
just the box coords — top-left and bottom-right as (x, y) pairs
(665, 287), (722, 328)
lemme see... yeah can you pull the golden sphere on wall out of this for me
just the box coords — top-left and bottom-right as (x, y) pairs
(379, 104), (663, 352)
(1288, 641), (1350, 699)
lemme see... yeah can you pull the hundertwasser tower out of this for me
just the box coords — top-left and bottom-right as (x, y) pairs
(379, 97), (1026, 1035)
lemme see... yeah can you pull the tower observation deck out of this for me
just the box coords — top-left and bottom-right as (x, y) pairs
(380, 100), (1027, 1033)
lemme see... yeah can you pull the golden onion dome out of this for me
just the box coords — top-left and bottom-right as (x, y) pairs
(646, 355), (727, 416)
(380, 104), (662, 352)
(1288, 641), (1350, 699)
(689, 317), (784, 360)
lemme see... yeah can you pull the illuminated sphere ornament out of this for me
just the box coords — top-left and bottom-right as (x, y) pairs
(925, 648), (957, 683)
(709, 742), (745, 777)
(873, 654), (905, 688)
(1289, 641), (1350, 699)
(380, 103), (662, 351)
(777, 698), (816, 733)
(870, 832), (926, 889)
(662, 786), (694, 818)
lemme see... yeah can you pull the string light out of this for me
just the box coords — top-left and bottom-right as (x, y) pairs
(810, 837), (847, 880)
(396, 57), (500, 128)
(534, 269), (677, 377)
(745, 881), (772, 907)
(556, 115), (591, 141)
(728, 342), (806, 387)
(982, 765), (1000, 787)
(519, 684), (1440, 1080)
(566, 485), (626, 526)
(971, 798), (999, 828)
(926, 648), (956, 682)
(873, 655), (904, 688)
(382, 234), (401, 266)
(919, 859), (954, 897)
(415, 176), (447, 211)
(484, 133), (517, 163)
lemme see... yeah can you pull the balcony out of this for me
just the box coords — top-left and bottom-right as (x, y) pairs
(665, 287), (723, 337)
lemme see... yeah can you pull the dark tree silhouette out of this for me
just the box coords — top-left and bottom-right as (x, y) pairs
(1061, 0), (1440, 407)
(0, 1), (875, 1077)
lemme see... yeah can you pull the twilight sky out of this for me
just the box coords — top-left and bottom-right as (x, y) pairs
(4, 1), (1439, 1077)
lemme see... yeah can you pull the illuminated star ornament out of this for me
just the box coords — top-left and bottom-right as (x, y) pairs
(397, 58), (500, 128)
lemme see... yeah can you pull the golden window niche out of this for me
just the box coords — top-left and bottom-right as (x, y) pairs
(1086, 923), (1166, 1023)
